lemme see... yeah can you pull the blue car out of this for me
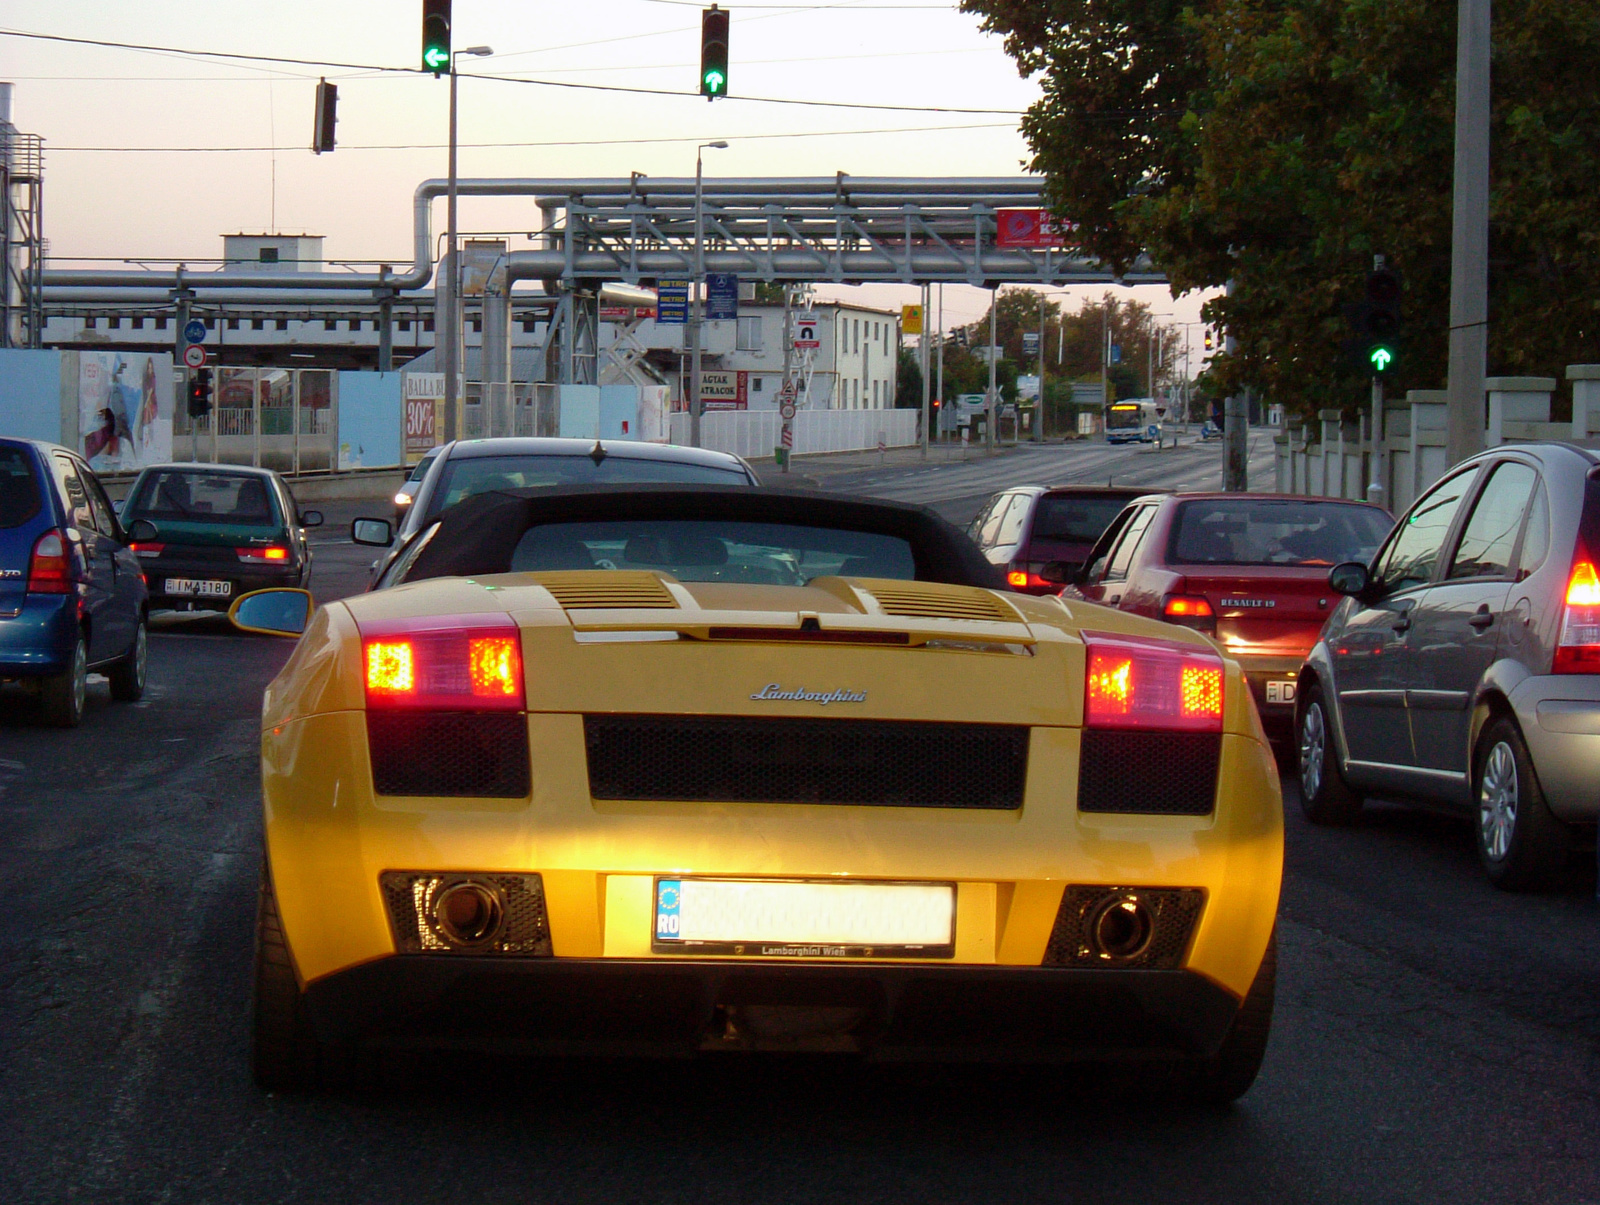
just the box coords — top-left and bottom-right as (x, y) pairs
(0, 438), (148, 726)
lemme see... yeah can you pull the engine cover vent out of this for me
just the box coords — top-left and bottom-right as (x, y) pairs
(534, 570), (678, 610)
(861, 582), (1017, 624)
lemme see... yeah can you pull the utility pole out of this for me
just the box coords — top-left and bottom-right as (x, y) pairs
(778, 284), (795, 473)
(1223, 280), (1248, 491)
(172, 275), (195, 462)
(919, 283), (931, 458)
(1035, 294), (1045, 443)
(986, 287), (998, 452)
(1446, 0), (1490, 468)
(935, 283), (945, 446)
(440, 45), (493, 445)
(688, 140), (728, 448)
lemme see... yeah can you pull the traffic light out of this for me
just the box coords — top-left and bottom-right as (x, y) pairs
(1204, 329), (1214, 351)
(187, 369), (213, 419)
(422, 0), (451, 75)
(1360, 265), (1402, 376)
(312, 79), (337, 154)
(700, 5), (729, 99)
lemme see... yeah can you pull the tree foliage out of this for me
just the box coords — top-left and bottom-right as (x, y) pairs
(963, 0), (1600, 420)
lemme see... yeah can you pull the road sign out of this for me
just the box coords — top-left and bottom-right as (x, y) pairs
(706, 273), (738, 321)
(900, 304), (923, 335)
(183, 319), (207, 344)
(793, 312), (820, 349)
(777, 380), (797, 404)
(780, 402), (797, 420)
(1022, 332), (1040, 357)
(182, 344), (207, 369)
(781, 425), (794, 449)
(656, 280), (689, 325)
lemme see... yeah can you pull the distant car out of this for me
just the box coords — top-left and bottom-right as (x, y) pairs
(0, 438), (148, 726)
(1066, 492), (1393, 741)
(1299, 442), (1600, 890)
(393, 450), (438, 522)
(119, 464), (322, 613)
(362, 438), (761, 588)
(1200, 421), (1224, 441)
(967, 486), (1159, 594)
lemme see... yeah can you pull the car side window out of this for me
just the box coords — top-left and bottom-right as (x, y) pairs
(51, 454), (97, 533)
(1375, 467), (1476, 593)
(967, 494), (1002, 542)
(977, 494), (1011, 548)
(994, 494), (1031, 547)
(1102, 506), (1156, 583)
(78, 465), (120, 537)
(1516, 484), (1549, 578)
(1448, 462), (1538, 581)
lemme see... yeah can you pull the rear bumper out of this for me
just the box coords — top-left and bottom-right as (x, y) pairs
(1510, 676), (1600, 822)
(0, 593), (80, 677)
(1228, 653), (1306, 736)
(302, 955), (1243, 1061)
(145, 559), (303, 610)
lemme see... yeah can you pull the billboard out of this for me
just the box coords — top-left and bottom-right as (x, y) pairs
(699, 370), (748, 410)
(78, 351), (173, 473)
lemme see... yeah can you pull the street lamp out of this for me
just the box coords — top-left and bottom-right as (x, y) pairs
(688, 140), (728, 448)
(442, 44), (493, 444)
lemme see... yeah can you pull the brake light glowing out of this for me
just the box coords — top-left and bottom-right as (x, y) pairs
(1554, 558), (1600, 673)
(359, 614), (524, 709)
(468, 636), (520, 697)
(1163, 595), (1213, 618)
(237, 546), (290, 564)
(1083, 631), (1225, 732)
(366, 641), (415, 694)
(27, 529), (75, 594)
(1007, 570), (1029, 589)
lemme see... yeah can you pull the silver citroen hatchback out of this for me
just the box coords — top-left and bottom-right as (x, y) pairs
(1296, 441), (1600, 890)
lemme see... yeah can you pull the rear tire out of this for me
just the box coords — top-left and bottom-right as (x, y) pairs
(40, 631), (87, 728)
(1184, 931), (1276, 1105)
(1475, 715), (1569, 892)
(107, 617), (147, 702)
(1297, 683), (1363, 824)
(252, 862), (347, 1091)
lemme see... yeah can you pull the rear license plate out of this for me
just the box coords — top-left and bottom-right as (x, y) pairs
(164, 578), (232, 598)
(1265, 679), (1297, 705)
(653, 878), (956, 958)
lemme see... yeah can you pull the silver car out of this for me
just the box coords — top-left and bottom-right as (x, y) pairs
(1297, 441), (1600, 890)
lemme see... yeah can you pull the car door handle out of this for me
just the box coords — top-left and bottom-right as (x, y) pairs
(1391, 615), (1411, 634)
(1468, 608), (1494, 630)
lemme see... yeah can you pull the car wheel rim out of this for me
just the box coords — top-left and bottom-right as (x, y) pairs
(1300, 702), (1325, 800)
(1479, 740), (1519, 862)
(133, 624), (147, 689)
(71, 640), (86, 716)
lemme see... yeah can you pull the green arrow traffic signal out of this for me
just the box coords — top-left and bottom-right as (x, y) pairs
(702, 68), (726, 96)
(424, 45), (449, 70)
(1368, 344), (1396, 374)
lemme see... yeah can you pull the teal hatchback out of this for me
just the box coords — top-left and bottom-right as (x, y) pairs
(120, 465), (322, 612)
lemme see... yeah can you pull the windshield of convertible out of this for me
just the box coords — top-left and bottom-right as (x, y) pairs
(428, 454), (749, 517)
(508, 519), (916, 585)
(1169, 499), (1390, 567)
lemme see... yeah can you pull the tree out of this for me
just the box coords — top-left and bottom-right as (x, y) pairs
(963, 0), (1600, 422)
(895, 346), (923, 408)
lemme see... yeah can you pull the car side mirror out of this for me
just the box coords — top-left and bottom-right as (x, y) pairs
(351, 517), (393, 547)
(229, 588), (312, 637)
(300, 510), (324, 528)
(1328, 562), (1371, 598)
(127, 518), (158, 543)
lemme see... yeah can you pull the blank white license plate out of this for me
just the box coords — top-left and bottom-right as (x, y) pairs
(1265, 679), (1297, 705)
(164, 578), (232, 598)
(653, 878), (955, 958)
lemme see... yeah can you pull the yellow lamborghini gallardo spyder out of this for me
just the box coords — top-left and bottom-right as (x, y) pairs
(248, 485), (1282, 1100)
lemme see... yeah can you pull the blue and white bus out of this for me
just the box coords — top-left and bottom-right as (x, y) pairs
(1105, 399), (1161, 444)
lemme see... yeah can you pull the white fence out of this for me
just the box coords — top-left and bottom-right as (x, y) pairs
(668, 408), (920, 460)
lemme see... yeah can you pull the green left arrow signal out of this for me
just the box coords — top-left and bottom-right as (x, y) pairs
(424, 46), (449, 70)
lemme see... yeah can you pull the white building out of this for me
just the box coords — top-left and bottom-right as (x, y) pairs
(221, 234), (326, 274)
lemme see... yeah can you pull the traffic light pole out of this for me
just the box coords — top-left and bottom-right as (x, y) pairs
(442, 60), (460, 445)
(1446, 0), (1490, 469)
(919, 283), (930, 459)
(173, 289), (195, 462)
(1368, 376), (1386, 505)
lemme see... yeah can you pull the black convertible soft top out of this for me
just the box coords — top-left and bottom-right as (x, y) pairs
(402, 484), (1003, 589)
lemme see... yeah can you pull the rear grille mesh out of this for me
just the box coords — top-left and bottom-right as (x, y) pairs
(862, 583), (1017, 623)
(533, 571), (678, 610)
(1077, 729), (1220, 815)
(1043, 886), (1204, 969)
(367, 711), (530, 797)
(380, 871), (552, 955)
(584, 714), (1028, 809)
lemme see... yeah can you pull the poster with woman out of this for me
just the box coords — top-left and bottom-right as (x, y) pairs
(79, 351), (173, 472)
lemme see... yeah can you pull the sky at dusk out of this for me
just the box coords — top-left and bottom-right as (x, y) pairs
(0, 1), (1211, 350)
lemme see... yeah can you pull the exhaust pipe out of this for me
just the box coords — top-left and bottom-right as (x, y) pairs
(427, 880), (505, 948)
(1088, 892), (1154, 962)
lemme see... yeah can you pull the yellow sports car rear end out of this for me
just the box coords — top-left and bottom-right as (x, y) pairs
(252, 487), (1282, 1101)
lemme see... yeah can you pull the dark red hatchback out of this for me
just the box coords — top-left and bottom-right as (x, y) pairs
(968, 486), (1159, 595)
(1065, 493), (1393, 738)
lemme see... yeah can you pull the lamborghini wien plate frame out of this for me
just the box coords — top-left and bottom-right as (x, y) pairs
(652, 876), (957, 958)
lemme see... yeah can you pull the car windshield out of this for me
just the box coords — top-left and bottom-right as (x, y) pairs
(507, 519), (915, 586)
(428, 453), (748, 516)
(1169, 499), (1391, 567)
(125, 470), (279, 525)
(1031, 496), (1131, 543)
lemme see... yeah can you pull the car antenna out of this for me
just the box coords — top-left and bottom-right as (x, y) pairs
(589, 439), (607, 466)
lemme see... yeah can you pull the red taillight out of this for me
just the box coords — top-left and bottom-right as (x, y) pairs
(1007, 569), (1029, 588)
(237, 546), (290, 564)
(1553, 559), (1600, 673)
(360, 615), (524, 710)
(27, 529), (76, 594)
(1083, 631), (1225, 732)
(130, 542), (164, 559)
(1162, 593), (1216, 634)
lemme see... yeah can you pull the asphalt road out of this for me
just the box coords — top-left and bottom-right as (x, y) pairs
(2, 436), (1597, 1205)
